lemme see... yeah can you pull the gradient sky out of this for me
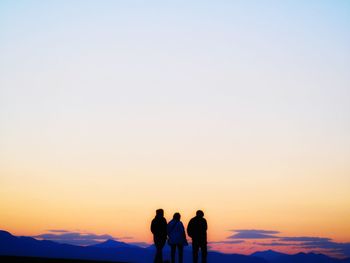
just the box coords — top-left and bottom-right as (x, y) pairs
(1, 0), (350, 257)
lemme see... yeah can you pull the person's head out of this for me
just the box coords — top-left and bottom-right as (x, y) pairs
(156, 209), (164, 217)
(196, 210), (204, 218)
(173, 212), (181, 221)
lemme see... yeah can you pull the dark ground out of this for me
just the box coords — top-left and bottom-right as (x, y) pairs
(0, 256), (126, 263)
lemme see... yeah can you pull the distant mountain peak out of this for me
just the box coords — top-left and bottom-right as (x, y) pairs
(99, 239), (120, 245)
(251, 250), (287, 261)
(0, 230), (13, 236)
(252, 249), (285, 254)
(90, 238), (134, 248)
(0, 230), (16, 240)
(105, 239), (118, 242)
(262, 249), (278, 253)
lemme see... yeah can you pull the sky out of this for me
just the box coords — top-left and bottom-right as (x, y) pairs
(0, 0), (350, 258)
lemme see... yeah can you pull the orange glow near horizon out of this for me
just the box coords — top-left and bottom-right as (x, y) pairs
(1, 157), (349, 254)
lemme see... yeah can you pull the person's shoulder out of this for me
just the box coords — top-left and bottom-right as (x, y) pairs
(189, 217), (197, 224)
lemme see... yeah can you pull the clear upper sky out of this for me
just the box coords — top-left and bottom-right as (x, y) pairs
(0, 0), (349, 257)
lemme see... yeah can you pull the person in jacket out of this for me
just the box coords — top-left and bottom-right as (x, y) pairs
(167, 212), (187, 263)
(187, 210), (207, 263)
(151, 209), (167, 263)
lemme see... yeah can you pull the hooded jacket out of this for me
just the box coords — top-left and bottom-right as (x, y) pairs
(167, 219), (187, 245)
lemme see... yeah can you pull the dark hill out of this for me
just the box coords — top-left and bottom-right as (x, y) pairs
(0, 255), (124, 263)
(1, 230), (348, 263)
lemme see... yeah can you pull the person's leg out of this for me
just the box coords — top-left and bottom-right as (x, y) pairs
(154, 240), (164, 263)
(154, 244), (160, 263)
(192, 241), (199, 263)
(178, 245), (183, 263)
(159, 245), (164, 263)
(171, 244), (176, 263)
(201, 243), (207, 263)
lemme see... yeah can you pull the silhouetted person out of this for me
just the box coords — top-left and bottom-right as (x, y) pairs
(151, 209), (167, 263)
(167, 212), (188, 263)
(187, 210), (208, 263)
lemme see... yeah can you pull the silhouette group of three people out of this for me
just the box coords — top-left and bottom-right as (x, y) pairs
(151, 209), (207, 263)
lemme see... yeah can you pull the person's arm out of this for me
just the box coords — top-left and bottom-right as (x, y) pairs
(163, 218), (168, 234)
(181, 223), (186, 238)
(167, 222), (171, 235)
(151, 219), (156, 234)
(204, 219), (208, 231)
(187, 220), (193, 238)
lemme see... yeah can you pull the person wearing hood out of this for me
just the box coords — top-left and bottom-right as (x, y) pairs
(167, 212), (188, 263)
(187, 210), (207, 263)
(151, 209), (167, 263)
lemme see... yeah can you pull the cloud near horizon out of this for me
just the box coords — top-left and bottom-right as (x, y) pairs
(229, 229), (280, 239)
(218, 230), (350, 258)
(210, 240), (245, 245)
(279, 236), (332, 242)
(34, 230), (119, 246)
(256, 238), (350, 258)
(232, 230), (350, 257)
(47, 229), (70, 233)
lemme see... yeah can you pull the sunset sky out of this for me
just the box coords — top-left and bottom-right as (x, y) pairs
(0, 0), (349, 258)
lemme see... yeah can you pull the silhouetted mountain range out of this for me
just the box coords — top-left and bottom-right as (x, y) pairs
(251, 250), (287, 261)
(1, 230), (349, 263)
(90, 239), (140, 249)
